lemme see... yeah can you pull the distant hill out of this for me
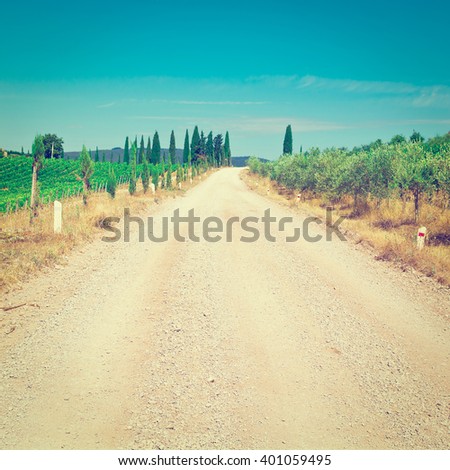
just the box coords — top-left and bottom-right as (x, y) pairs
(65, 147), (184, 164)
(64, 151), (267, 167)
(231, 156), (269, 167)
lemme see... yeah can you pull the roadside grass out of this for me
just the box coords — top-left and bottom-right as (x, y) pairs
(0, 172), (210, 294)
(242, 169), (450, 287)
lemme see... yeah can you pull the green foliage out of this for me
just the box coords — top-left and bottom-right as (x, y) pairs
(151, 131), (161, 165)
(107, 165), (117, 198)
(138, 135), (145, 165)
(32, 135), (45, 171)
(433, 146), (450, 202)
(141, 157), (150, 193)
(224, 131), (231, 165)
(166, 166), (172, 189)
(129, 143), (137, 195)
(191, 126), (200, 163)
(30, 135), (45, 220)
(199, 131), (206, 160)
(410, 129), (425, 143)
(0, 157), (131, 212)
(425, 133), (450, 154)
(213, 134), (223, 166)
(169, 130), (176, 164)
(43, 133), (64, 159)
(183, 129), (190, 165)
(151, 167), (159, 188)
(390, 134), (406, 145)
(250, 133), (449, 223)
(248, 156), (265, 174)
(283, 125), (293, 155)
(206, 132), (214, 166)
(176, 165), (183, 185)
(146, 136), (152, 162)
(79, 145), (94, 205)
(123, 137), (130, 164)
(95, 146), (99, 162)
(394, 142), (434, 221)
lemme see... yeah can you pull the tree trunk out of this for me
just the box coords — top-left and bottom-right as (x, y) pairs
(414, 190), (420, 223)
(30, 163), (38, 223)
(82, 179), (88, 205)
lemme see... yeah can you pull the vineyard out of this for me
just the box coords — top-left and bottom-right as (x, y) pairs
(0, 157), (179, 213)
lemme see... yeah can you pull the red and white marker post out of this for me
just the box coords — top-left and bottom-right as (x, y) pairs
(417, 226), (427, 250)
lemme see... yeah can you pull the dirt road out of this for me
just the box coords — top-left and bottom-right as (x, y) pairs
(1, 168), (449, 449)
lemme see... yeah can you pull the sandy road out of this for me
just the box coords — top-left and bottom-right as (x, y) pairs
(0, 168), (449, 449)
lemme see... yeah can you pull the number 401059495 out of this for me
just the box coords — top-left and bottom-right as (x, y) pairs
(260, 454), (332, 466)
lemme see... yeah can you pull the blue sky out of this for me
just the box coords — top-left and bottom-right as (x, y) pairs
(1, 0), (449, 158)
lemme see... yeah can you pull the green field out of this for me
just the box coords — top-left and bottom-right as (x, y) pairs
(0, 157), (135, 213)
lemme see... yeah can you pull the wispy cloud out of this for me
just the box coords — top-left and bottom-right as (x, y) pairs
(177, 100), (267, 105)
(211, 117), (349, 134)
(247, 74), (450, 108)
(126, 115), (194, 120)
(358, 118), (450, 129)
(97, 102), (116, 108)
(151, 99), (267, 105)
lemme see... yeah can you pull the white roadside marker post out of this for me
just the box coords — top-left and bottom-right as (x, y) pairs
(54, 200), (62, 234)
(150, 183), (155, 195)
(417, 226), (427, 250)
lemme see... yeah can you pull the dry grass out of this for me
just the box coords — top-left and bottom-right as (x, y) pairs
(0, 172), (210, 294)
(242, 170), (450, 286)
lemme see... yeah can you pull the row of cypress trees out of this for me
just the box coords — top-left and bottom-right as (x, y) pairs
(121, 127), (232, 167)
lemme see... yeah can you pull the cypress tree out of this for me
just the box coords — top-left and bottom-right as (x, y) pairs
(30, 134), (45, 222)
(166, 165), (172, 189)
(176, 165), (183, 186)
(146, 136), (152, 162)
(107, 165), (117, 198)
(102, 151), (105, 162)
(283, 125), (293, 155)
(95, 146), (99, 162)
(199, 131), (206, 159)
(141, 157), (150, 193)
(213, 134), (223, 167)
(206, 131), (214, 166)
(151, 131), (161, 165)
(138, 135), (145, 165)
(123, 137), (130, 164)
(169, 130), (176, 165)
(151, 167), (159, 188)
(79, 145), (94, 205)
(224, 131), (231, 166)
(183, 129), (190, 165)
(191, 126), (200, 163)
(129, 142), (137, 195)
